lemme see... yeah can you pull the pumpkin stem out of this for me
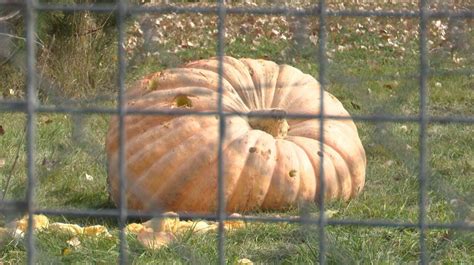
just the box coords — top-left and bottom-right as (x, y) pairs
(248, 109), (289, 138)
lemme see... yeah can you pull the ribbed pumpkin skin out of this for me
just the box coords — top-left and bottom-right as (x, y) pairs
(106, 56), (366, 213)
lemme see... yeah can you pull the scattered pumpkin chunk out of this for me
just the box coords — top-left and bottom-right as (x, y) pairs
(142, 213), (180, 234)
(224, 213), (246, 230)
(137, 230), (175, 251)
(49, 223), (84, 235)
(132, 212), (246, 250)
(125, 223), (145, 234)
(9, 214), (49, 233)
(66, 236), (81, 248)
(237, 258), (254, 265)
(83, 225), (112, 237)
(0, 212), (247, 251)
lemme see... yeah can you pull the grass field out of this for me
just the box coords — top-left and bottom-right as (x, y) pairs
(0, 1), (473, 264)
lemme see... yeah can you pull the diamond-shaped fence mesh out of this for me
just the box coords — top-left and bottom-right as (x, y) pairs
(0, 0), (473, 264)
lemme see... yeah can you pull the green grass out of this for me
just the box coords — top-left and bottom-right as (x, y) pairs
(1, 5), (473, 264)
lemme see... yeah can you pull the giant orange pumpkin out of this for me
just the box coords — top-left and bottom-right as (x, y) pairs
(106, 56), (366, 213)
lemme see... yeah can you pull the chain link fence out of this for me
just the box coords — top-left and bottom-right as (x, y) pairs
(0, 0), (473, 264)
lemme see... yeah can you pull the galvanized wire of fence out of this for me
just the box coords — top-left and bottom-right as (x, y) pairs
(317, 0), (328, 263)
(24, 0), (37, 263)
(418, 1), (429, 262)
(216, 1), (227, 264)
(0, 0), (473, 264)
(117, 0), (129, 263)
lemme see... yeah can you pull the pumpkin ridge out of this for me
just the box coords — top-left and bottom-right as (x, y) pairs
(108, 117), (219, 205)
(185, 58), (256, 110)
(223, 57), (260, 109)
(155, 67), (250, 111)
(286, 136), (338, 199)
(287, 119), (365, 183)
(271, 64), (307, 109)
(287, 140), (317, 205)
(161, 121), (251, 212)
(288, 136), (353, 200)
(288, 121), (349, 145)
(134, 86), (244, 113)
(240, 58), (280, 109)
(270, 75), (318, 122)
(107, 86), (244, 153)
(137, 123), (226, 211)
(289, 119), (358, 138)
(125, 118), (223, 205)
(239, 59), (264, 109)
(106, 116), (177, 176)
(269, 65), (286, 109)
(106, 115), (172, 154)
(261, 139), (302, 209)
(226, 130), (275, 211)
(209, 129), (257, 211)
(108, 116), (213, 180)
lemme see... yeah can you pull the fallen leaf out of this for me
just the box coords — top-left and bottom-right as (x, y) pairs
(0, 125), (4, 135)
(383, 81), (399, 90)
(62, 247), (73, 256)
(85, 173), (94, 181)
(39, 116), (53, 124)
(42, 158), (58, 171)
(450, 199), (459, 207)
(350, 101), (361, 110)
